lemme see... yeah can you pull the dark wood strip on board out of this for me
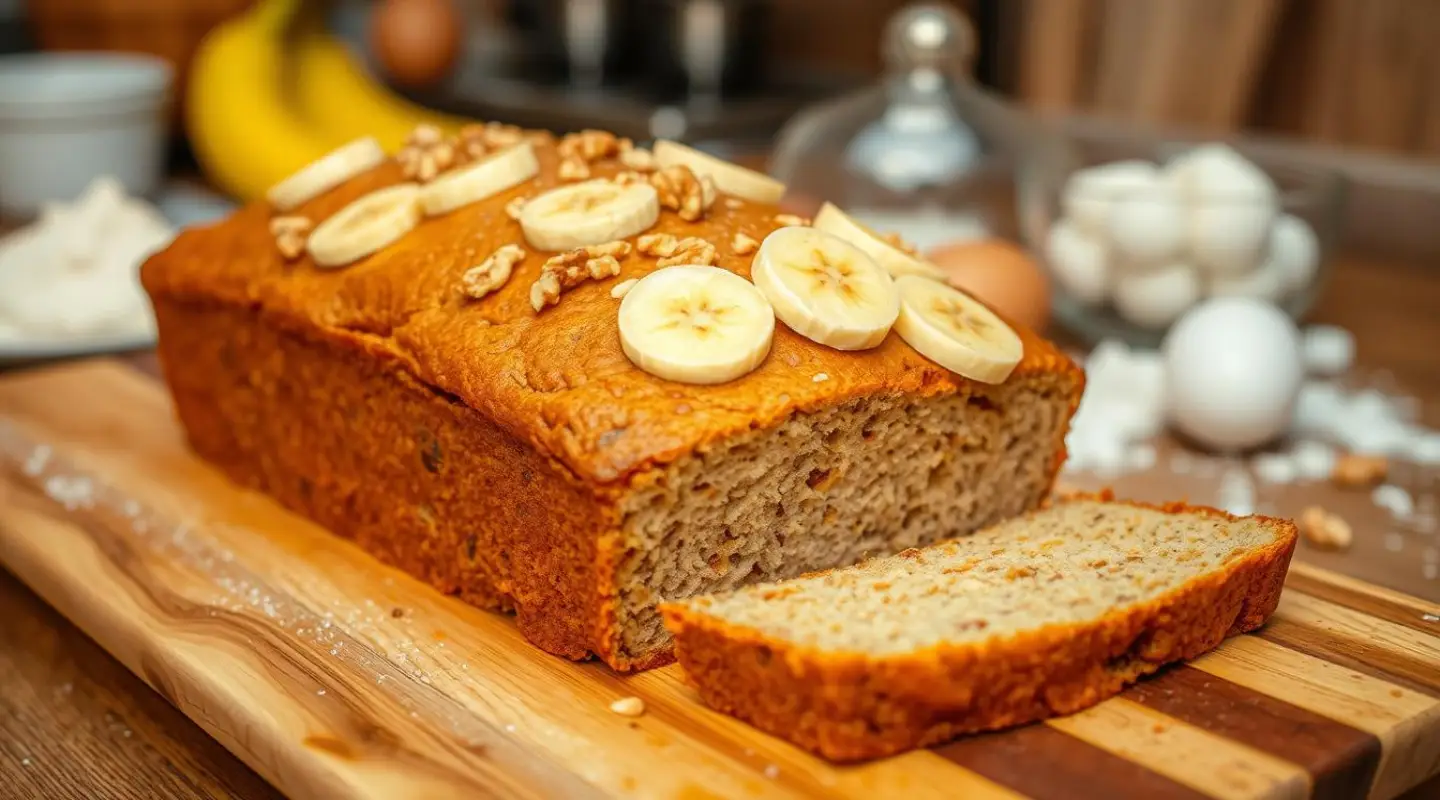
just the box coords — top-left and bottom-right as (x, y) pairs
(1126, 665), (1381, 800)
(1258, 615), (1440, 699)
(933, 723), (1212, 800)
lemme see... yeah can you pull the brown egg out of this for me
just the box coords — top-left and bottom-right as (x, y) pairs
(927, 238), (1052, 332)
(369, 0), (463, 90)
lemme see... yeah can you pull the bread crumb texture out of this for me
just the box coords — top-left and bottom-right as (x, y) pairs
(663, 498), (1297, 761)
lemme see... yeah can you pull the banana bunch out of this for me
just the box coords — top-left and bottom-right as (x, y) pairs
(186, 0), (469, 203)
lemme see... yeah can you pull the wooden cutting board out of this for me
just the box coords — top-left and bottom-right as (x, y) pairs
(1, 359), (1438, 800)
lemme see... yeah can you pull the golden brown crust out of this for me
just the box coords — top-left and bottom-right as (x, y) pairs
(142, 135), (1081, 489)
(661, 498), (1298, 761)
(142, 130), (1083, 671)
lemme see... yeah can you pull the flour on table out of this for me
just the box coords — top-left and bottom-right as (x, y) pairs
(0, 176), (174, 341)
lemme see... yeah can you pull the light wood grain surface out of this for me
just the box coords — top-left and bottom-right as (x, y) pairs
(1, 358), (1438, 800)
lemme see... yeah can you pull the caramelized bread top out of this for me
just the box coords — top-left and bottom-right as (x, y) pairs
(142, 132), (1082, 489)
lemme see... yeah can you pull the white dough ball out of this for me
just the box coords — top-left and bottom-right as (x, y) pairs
(1268, 213), (1320, 294)
(1045, 219), (1109, 305)
(1168, 144), (1279, 277)
(1162, 297), (1303, 451)
(1106, 177), (1185, 266)
(1207, 255), (1285, 302)
(1062, 160), (1159, 236)
(1112, 261), (1201, 330)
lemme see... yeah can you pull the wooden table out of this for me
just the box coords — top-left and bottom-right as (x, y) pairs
(2, 251), (1438, 799)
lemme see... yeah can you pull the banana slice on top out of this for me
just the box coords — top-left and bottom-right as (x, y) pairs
(619, 265), (775, 385)
(893, 275), (1023, 384)
(267, 137), (387, 211)
(420, 141), (539, 217)
(653, 140), (786, 204)
(306, 183), (422, 268)
(751, 226), (899, 351)
(521, 179), (660, 251)
(812, 202), (948, 281)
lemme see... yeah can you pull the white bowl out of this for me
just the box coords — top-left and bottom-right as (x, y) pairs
(0, 53), (172, 216)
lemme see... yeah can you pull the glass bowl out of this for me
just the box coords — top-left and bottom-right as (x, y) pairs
(1018, 130), (1348, 348)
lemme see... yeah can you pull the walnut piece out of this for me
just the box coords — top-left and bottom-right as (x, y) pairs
(650, 165), (710, 221)
(1299, 505), (1352, 551)
(773, 213), (811, 227)
(462, 244), (526, 300)
(558, 129), (624, 162)
(530, 241), (633, 311)
(1331, 454), (1388, 488)
(620, 147), (658, 172)
(637, 233), (717, 267)
(612, 170), (646, 186)
(397, 124), (457, 182)
(269, 215), (312, 260)
(731, 232), (759, 255)
(469, 121), (525, 151)
(505, 196), (528, 221)
(558, 156), (592, 181)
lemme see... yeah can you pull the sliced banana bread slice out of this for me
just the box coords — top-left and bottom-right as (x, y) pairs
(661, 498), (1297, 761)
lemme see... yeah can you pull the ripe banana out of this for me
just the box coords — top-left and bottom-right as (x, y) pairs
(619, 265), (775, 385)
(186, 0), (336, 203)
(520, 180), (660, 251)
(892, 275), (1023, 383)
(307, 183), (422, 268)
(751, 226), (899, 351)
(290, 29), (472, 151)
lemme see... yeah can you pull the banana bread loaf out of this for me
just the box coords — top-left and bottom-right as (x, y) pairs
(141, 128), (1083, 671)
(662, 497), (1298, 760)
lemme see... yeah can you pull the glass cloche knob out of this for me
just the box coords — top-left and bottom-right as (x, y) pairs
(882, 3), (976, 75)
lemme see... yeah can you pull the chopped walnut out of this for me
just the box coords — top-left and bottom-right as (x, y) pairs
(1299, 505), (1352, 551)
(476, 121), (525, 149)
(882, 231), (919, 256)
(272, 215), (315, 258)
(1331, 454), (1388, 488)
(773, 213), (811, 227)
(612, 170), (646, 186)
(505, 196), (528, 221)
(455, 124), (490, 162)
(558, 129), (623, 162)
(461, 244), (526, 300)
(397, 124), (457, 182)
(637, 233), (717, 267)
(731, 232), (759, 255)
(269, 215), (312, 260)
(530, 241), (632, 311)
(619, 147), (658, 172)
(650, 165), (710, 221)
(558, 157), (592, 181)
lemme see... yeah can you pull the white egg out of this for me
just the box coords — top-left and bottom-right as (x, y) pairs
(1045, 219), (1109, 305)
(1105, 177), (1185, 266)
(1268, 213), (1320, 294)
(1111, 261), (1200, 330)
(1162, 297), (1303, 451)
(1062, 160), (1158, 236)
(1207, 255), (1285, 302)
(1176, 147), (1279, 277)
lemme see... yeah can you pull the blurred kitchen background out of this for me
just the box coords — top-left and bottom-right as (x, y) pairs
(1, 0), (1439, 595)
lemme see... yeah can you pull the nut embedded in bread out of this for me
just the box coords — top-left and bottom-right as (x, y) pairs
(140, 125), (1084, 671)
(661, 498), (1298, 760)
